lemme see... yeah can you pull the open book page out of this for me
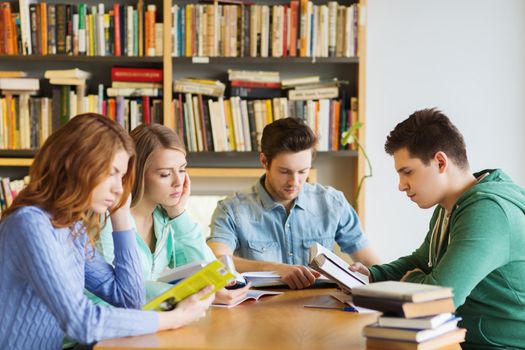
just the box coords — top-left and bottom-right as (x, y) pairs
(309, 243), (369, 284)
(213, 290), (283, 308)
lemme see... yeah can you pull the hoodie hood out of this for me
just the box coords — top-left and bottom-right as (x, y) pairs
(455, 169), (525, 214)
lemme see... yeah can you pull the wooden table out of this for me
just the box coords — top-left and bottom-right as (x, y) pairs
(96, 288), (379, 350)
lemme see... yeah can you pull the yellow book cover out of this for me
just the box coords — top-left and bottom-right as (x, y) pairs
(265, 99), (273, 124)
(143, 260), (235, 311)
(185, 5), (194, 57)
(224, 99), (236, 151)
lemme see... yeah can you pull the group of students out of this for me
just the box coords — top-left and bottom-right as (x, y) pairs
(0, 109), (523, 350)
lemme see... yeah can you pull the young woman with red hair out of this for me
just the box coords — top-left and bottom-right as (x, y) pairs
(0, 114), (214, 350)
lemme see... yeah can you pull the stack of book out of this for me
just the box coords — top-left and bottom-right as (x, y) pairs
(351, 281), (466, 350)
(44, 68), (91, 127)
(108, 66), (163, 128)
(228, 69), (282, 99)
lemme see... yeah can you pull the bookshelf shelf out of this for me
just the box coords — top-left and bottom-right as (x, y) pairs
(0, 150), (357, 168)
(0, 56), (164, 63)
(171, 57), (359, 64)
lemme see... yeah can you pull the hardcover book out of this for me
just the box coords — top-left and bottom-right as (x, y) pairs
(143, 260), (235, 311)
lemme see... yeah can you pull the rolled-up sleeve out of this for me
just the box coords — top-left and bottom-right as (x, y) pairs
(207, 200), (240, 251)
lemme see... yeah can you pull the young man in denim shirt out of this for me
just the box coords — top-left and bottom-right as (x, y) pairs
(208, 118), (380, 289)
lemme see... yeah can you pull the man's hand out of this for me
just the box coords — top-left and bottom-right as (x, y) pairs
(401, 268), (422, 282)
(275, 264), (320, 290)
(349, 262), (372, 282)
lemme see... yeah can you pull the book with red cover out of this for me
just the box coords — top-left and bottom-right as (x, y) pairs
(230, 80), (281, 89)
(111, 67), (163, 82)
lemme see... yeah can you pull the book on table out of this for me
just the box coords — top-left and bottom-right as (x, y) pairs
(143, 260), (235, 311)
(240, 271), (336, 288)
(212, 290), (283, 308)
(351, 281), (453, 303)
(308, 242), (368, 293)
(352, 294), (455, 318)
(377, 313), (455, 330)
(365, 328), (466, 350)
(363, 317), (461, 342)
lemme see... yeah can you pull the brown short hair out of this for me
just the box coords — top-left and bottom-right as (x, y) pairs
(385, 108), (469, 169)
(129, 123), (186, 206)
(3, 113), (136, 247)
(261, 118), (317, 165)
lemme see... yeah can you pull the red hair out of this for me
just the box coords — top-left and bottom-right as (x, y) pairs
(2, 113), (136, 247)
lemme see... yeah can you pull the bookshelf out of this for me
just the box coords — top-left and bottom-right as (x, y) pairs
(0, 0), (367, 221)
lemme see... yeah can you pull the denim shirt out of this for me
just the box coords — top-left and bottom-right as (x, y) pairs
(208, 176), (369, 266)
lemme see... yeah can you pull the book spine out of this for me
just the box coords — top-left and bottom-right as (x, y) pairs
(231, 87), (282, 99)
(55, 4), (66, 54)
(46, 4), (56, 54)
(77, 4), (86, 55)
(111, 67), (163, 82)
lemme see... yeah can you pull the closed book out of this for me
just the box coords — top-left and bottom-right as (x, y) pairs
(230, 80), (281, 89)
(352, 281), (453, 303)
(45, 68), (91, 79)
(365, 328), (466, 350)
(378, 313), (454, 330)
(143, 260), (235, 311)
(106, 87), (160, 97)
(352, 294), (455, 319)
(230, 86), (282, 99)
(0, 78), (39, 91)
(111, 67), (163, 82)
(288, 86), (338, 100)
(363, 317), (460, 342)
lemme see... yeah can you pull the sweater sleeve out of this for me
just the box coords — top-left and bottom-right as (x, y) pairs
(84, 230), (146, 308)
(369, 235), (430, 282)
(403, 199), (510, 307)
(9, 208), (158, 344)
(169, 210), (216, 267)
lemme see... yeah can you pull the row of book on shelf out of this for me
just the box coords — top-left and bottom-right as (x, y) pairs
(171, 1), (358, 58)
(0, 1), (161, 56)
(0, 67), (358, 151)
(0, 0), (358, 58)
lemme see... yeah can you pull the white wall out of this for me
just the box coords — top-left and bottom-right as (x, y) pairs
(365, 0), (525, 261)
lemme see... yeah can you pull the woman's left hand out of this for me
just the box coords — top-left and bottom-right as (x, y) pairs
(214, 283), (252, 306)
(164, 173), (191, 218)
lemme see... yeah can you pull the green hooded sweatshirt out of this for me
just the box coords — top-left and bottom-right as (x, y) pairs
(369, 169), (525, 349)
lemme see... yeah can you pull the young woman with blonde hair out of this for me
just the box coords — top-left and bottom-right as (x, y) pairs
(96, 123), (250, 305)
(0, 114), (214, 350)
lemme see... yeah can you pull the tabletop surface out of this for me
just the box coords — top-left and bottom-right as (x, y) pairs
(95, 288), (380, 350)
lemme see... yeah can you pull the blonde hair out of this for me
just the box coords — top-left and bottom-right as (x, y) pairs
(2, 113), (136, 248)
(129, 124), (186, 207)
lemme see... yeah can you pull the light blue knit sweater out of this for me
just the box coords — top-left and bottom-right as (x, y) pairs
(0, 206), (159, 349)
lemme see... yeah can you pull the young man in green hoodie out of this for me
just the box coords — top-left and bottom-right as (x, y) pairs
(351, 108), (525, 349)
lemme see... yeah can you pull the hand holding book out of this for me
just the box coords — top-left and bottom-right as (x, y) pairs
(157, 285), (215, 331)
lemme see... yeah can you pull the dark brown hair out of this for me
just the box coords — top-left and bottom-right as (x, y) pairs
(129, 123), (186, 207)
(261, 117), (317, 165)
(385, 108), (469, 169)
(2, 113), (136, 247)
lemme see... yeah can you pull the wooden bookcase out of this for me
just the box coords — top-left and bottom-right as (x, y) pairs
(0, 0), (367, 222)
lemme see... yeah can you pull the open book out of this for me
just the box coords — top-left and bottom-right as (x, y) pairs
(213, 290), (283, 308)
(308, 243), (368, 293)
(157, 260), (207, 284)
(143, 260), (235, 311)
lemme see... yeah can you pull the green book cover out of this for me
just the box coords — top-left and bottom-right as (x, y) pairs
(143, 260), (235, 311)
